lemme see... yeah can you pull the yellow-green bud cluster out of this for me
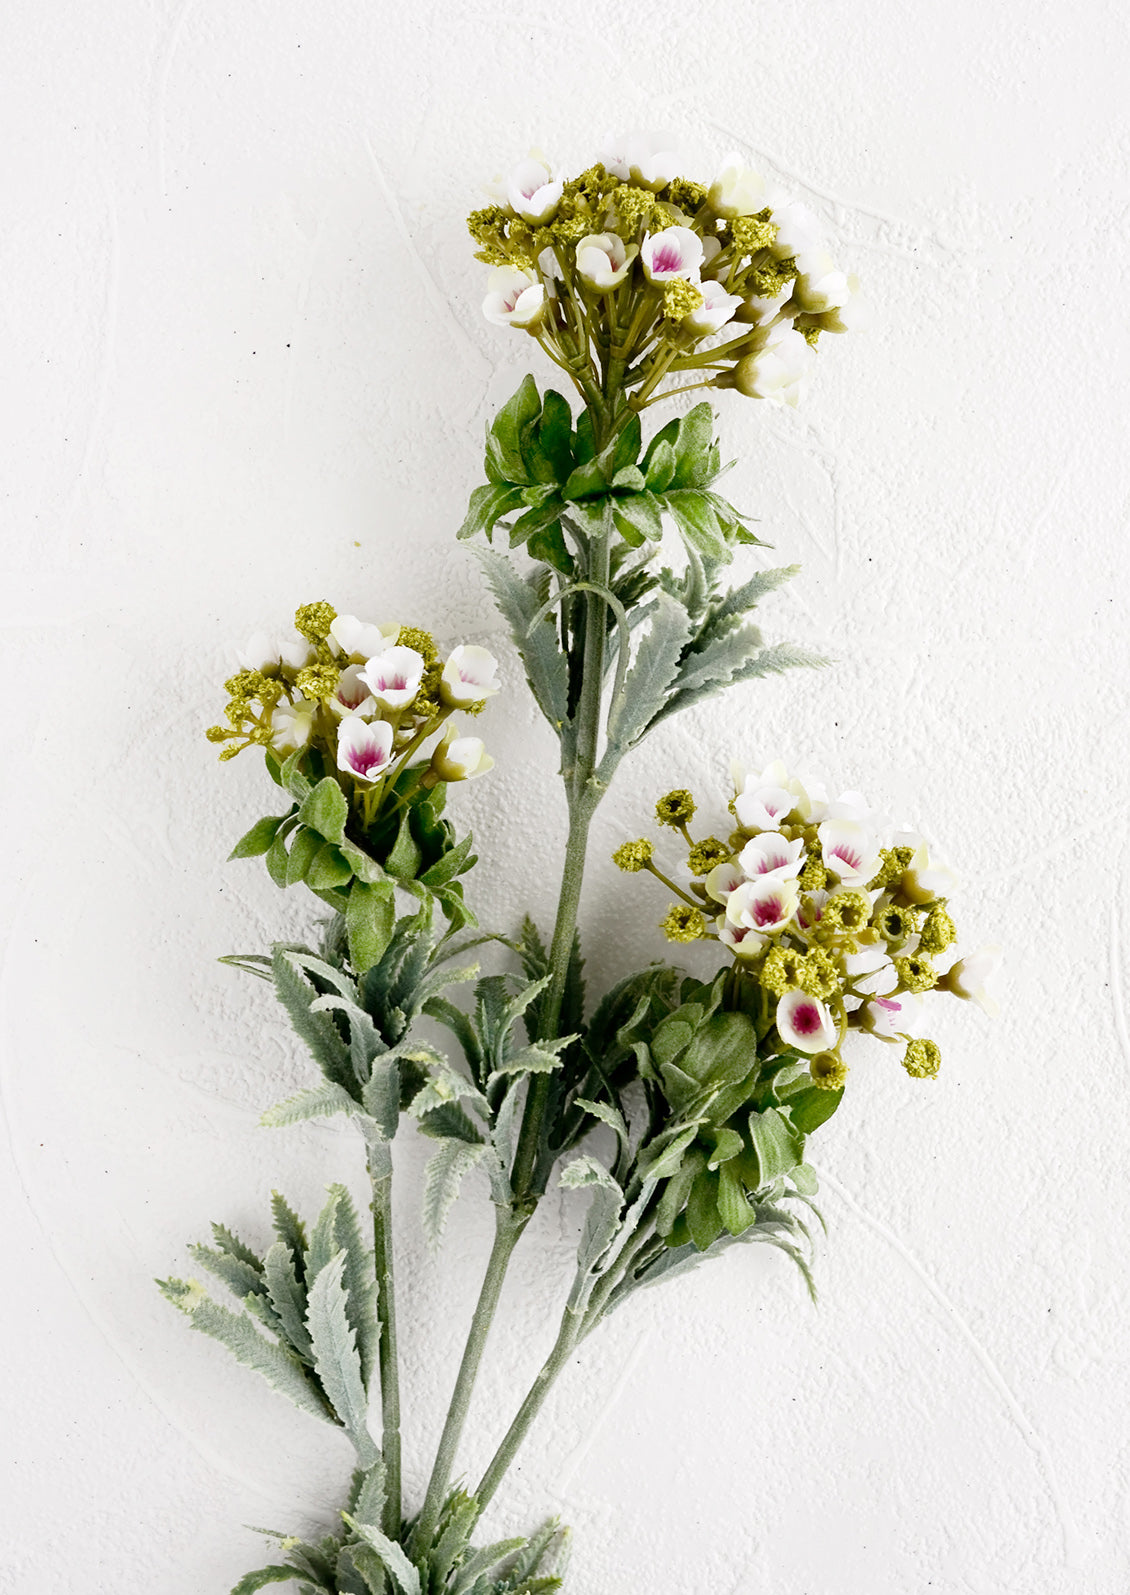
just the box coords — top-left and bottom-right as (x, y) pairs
(613, 838), (654, 873)
(661, 904), (706, 943)
(902, 1039), (941, 1079)
(687, 837), (732, 876)
(656, 789), (696, 828)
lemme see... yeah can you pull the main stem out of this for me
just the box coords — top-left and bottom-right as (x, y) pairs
(509, 529), (611, 1205)
(365, 1137), (401, 1539)
(413, 1206), (526, 1550)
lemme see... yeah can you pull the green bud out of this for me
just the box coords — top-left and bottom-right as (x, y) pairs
(902, 1038), (941, 1078)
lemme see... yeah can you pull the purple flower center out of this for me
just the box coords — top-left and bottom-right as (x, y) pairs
(830, 844), (862, 872)
(651, 243), (682, 274)
(350, 745), (387, 777)
(793, 1001), (822, 1035)
(752, 896), (784, 928)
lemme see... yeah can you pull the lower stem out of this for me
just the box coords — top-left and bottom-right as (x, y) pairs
(473, 1311), (583, 1514)
(413, 1207), (526, 1550)
(365, 1137), (401, 1538)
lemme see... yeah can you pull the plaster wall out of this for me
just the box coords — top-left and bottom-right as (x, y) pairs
(1, 2), (1128, 1591)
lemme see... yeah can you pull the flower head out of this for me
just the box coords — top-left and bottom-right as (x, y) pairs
(429, 726), (494, 782)
(337, 717), (394, 784)
(575, 232), (637, 291)
(776, 988), (838, 1054)
(359, 646), (426, 711)
(506, 156), (563, 225)
(328, 663), (377, 720)
(330, 615), (398, 661)
(738, 831), (805, 882)
(730, 322), (816, 406)
(708, 154), (767, 219)
(441, 644), (501, 707)
(640, 227), (704, 284)
(483, 266), (546, 330)
(682, 279), (744, 337)
(727, 876), (800, 936)
(270, 697), (316, 752)
(603, 132), (684, 192)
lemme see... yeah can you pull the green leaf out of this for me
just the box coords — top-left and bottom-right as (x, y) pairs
(574, 1097), (629, 1149)
(717, 1162), (757, 1235)
(786, 1085), (844, 1135)
(347, 881), (397, 973)
(417, 1101), (485, 1144)
(686, 1168), (724, 1251)
(211, 1222), (263, 1271)
(603, 593), (692, 756)
(670, 403), (717, 487)
(611, 491), (664, 545)
(537, 390), (575, 481)
(525, 521), (573, 573)
(342, 1517), (422, 1595)
(175, 1290), (332, 1423)
(266, 814), (302, 887)
(260, 1078), (357, 1129)
(560, 1156), (623, 1283)
(189, 1244), (267, 1305)
(272, 949), (355, 1092)
(458, 482), (525, 543)
(418, 832), (475, 890)
(671, 622), (765, 698)
(422, 1139), (487, 1247)
(385, 812), (424, 882)
(475, 549), (570, 736)
(264, 1240), (312, 1360)
(307, 842), (355, 891)
(231, 1568), (301, 1594)
(286, 826), (323, 887)
(485, 375), (543, 486)
(300, 779), (349, 844)
(307, 1251), (377, 1466)
(610, 464), (647, 493)
(642, 437), (678, 492)
(353, 1458), (387, 1536)
(748, 1107), (805, 1184)
(609, 411), (642, 474)
(663, 489), (728, 562)
(271, 1191), (309, 1278)
(651, 640), (829, 731)
(229, 813), (294, 861)
(710, 564), (799, 627)
(561, 458), (608, 501)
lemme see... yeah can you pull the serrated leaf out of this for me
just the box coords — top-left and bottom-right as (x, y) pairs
(307, 1251), (377, 1466)
(475, 548), (569, 734)
(574, 1097), (629, 1147)
(603, 593), (692, 756)
(264, 1241), (312, 1359)
(261, 1082), (361, 1128)
(422, 1139), (487, 1247)
(651, 640), (829, 731)
(417, 1101), (485, 1144)
(211, 1222), (263, 1271)
(272, 948), (355, 1091)
(189, 1244), (266, 1304)
(671, 622), (766, 698)
(231, 1568), (301, 1594)
(458, 482), (525, 543)
(271, 1192), (308, 1277)
(353, 1459), (387, 1535)
(183, 1297), (332, 1423)
(342, 1517), (421, 1595)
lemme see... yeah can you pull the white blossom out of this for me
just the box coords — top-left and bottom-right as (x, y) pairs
(328, 663), (377, 721)
(793, 249), (852, 315)
(818, 817), (882, 887)
(705, 859), (746, 904)
(682, 279), (744, 336)
(727, 876), (800, 936)
(440, 644), (500, 707)
(358, 646), (425, 710)
(942, 945), (1000, 1017)
(602, 132), (683, 191)
(330, 615), (398, 661)
(237, 631), (311, 672)
(640, 227), (704, 284)
(863, 992), (924, 1040)
(483, 266), (546, 330)
(430, 728), (494, 782)
(717, 917), (766, 959)
(767, 198), (824, 259)
(269, 696), (316, 752)
(738, 831), (805, 882)
(337, 717), (394, 784)
(506, 157), (563, 224)
(776, 988), (838, 1053)
(732, 322), (815, 406)
(708, 153), (767, 219)
(574, 232), (637, 291)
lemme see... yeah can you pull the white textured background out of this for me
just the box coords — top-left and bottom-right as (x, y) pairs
(2, 3), (1128, 1591)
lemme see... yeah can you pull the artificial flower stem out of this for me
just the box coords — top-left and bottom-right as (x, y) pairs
(509, 530), (612, 1207)
(363, 1131), (402, 1538)
(642, 859), (700, 907)
(413, 1207), (527, 1553)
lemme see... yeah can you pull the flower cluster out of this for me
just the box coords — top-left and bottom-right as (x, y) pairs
(206, 601), (500, 822)
(471, 136), (859, 412)
(615, 760), (996, 1090)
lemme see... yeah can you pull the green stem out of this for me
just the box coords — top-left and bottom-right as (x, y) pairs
(364, 1135), (401, 1538)
(509, 531), (612, 1206)
(472, 1223), (656, 1514)
(413, 1207), (526, 1552)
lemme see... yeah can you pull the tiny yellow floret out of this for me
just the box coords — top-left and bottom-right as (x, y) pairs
(902, 1038), (941, 1078)
(612, 838), (654, 873)
(294, 600), (337, 642)
(656, 789), (696, 828)
(661, 904), (707, 943)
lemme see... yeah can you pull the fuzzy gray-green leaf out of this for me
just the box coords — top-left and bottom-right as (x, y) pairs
(423, 1139), (487, 1248)
(342, 1517), (421, 1595)
(264, 1241), (312, 1360)
(307, 1251), (377, 1466)
(184, 1296), (332, 1423)
(261, 1082), (361, 1128)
